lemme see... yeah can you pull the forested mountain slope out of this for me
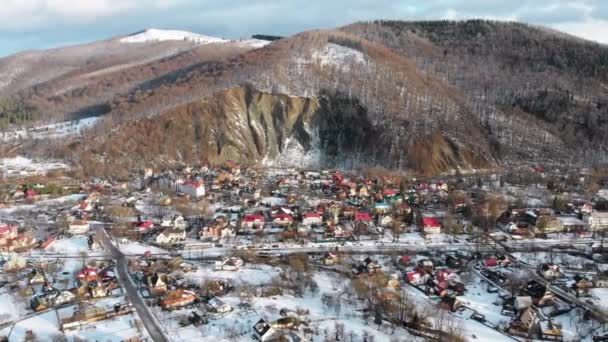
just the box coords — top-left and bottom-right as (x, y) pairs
(2, 21), (607, 176)
(342, 20), (608, 167)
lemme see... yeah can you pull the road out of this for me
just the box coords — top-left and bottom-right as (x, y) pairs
(180, 238), (600, 259)
(96, 228), (169, 342)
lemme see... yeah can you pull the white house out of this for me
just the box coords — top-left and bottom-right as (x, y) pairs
(178, 180), (205, 198)
(68, 221), (90, 235)
(585, 211), (608, 231)
(156, 228), (186, 244)
(161, 215), (187, 230)
(379, 215), (393, 228)
(302, 212), (323, 226)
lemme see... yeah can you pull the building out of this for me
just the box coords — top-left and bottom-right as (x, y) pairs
(0, 224), (18, 246)
(178, 180), (206, 198)
(302, 212), (322, 226)
(585, 211), (608, 231)
(160, 289), (197, 310)
(156, 228), (186, 244)
(242, 214), (265, 229)
(422, 217), (441, 234)
(68, 220), (90, 235)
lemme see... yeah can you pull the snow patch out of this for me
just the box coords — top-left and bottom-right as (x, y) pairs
(0, 116), (100, 142)
(311, 43), (366, 70)
(236, 38), (272, 48)
(120, 28), (228, 44)
(0, 156), (68, 179)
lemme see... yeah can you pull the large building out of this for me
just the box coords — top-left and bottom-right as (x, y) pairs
(585, 211), (608, 231)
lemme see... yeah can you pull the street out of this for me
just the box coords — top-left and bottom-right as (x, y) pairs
(96, 227), (169, 342)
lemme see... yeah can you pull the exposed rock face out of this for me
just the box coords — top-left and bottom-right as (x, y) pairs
(85, 86), (492, 175)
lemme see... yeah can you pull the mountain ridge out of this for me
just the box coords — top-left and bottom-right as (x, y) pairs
(1, 20), (607, 176)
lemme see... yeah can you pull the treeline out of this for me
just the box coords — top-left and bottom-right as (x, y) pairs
(0, 97), (39, 129)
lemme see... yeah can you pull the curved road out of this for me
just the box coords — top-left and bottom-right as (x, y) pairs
(96, 228), (169, 342)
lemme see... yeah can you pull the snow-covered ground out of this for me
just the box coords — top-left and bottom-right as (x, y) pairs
(311, 43), (367, 71)
(58, 297), (142, 342)
(0, 156), (68, 179)
(121, 29), (228, 44)
(237, 39), (271, 48)
(0, 193), (84, 214)
(9, 310), (61, 341)
(0, 117), (100, 142)
(157, 265), (423, 342)
(118, 240), (169, 255)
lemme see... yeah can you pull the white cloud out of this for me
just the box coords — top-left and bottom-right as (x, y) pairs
(554, 19), (608, 44)
(0, 0), (185, 31)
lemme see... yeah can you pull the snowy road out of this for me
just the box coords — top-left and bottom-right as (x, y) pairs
(96, 227), (169, 342)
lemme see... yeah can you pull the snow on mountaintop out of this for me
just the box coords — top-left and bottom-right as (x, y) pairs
(311, 43), (367, 70)
(120, 28), (228, 44)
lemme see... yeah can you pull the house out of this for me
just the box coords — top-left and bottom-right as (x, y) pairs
(422, 217), (441, 235)
(272, 213), (293, 226)
(585, 211), (608, 231)
(378, 215), (393, 228)
(147, 273), (168, 296)
(8, 234), (36, 251)
(160, 289), (197, 310)
(28, 269), (46, 284)
(509, 306), (539, 338)
(0, 224), (18, 246)
(302, 212), (322, 226)
(77, 267), (99, 282)
(406, 268), (431, 286)
(156, 228), (186, 244)
(322, 252), (341, 266)
(214, 257), (244, 271)
(161, 215), (187, 230)
(556, 216), (588, 232)
(373, 202), (391, 215)
(355, 212), (372, 223)
(178, 180), (206, 198)
(68, 220), (90, 235)
(136, 221), (154, 233)
(207, 297), (232, 314)
(593, 274), (608, 288)
(40, 237), (56, 250)
(540, 263), (563, 281)
(242, 214), (265, 229)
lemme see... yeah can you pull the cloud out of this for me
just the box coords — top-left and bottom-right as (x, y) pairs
(0, 0), (607, 56)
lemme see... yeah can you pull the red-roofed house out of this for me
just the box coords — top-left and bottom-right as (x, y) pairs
(484, 258), (498, 267)
(40, 237), (56, 250)
(179, 180), (206, 198)
(134, 221), (154, 233)
(77, 267), (98, 282)
(302, 212), (323, 226)
(25, 189), (38, 200)
(355, 212), (372, 222)
(242, 214), (265, 229)
(272, 213), (293, 226)
(406, 268), (430, 286)
(422, 217), (441, 234)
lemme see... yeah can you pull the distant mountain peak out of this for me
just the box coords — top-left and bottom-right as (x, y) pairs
(119, 28), (228, 44)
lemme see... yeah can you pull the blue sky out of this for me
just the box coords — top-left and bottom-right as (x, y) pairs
(1, 0), (607, 57)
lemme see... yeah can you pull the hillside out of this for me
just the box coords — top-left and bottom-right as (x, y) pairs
(342, 20), (608, 166)
(2, 21), (607, 176)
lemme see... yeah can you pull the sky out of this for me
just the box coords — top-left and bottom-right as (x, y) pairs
(1, 0), (607, 57)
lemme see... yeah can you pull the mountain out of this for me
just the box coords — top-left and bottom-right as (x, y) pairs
(1, 21), (607, 176)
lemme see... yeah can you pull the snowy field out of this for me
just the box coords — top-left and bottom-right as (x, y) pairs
(0, 156), (68, 179)
(0, 117), (100, 142)
(120, 28), (228, 44)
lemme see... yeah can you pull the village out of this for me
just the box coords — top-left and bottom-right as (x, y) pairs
(1, 159), (608, 341)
